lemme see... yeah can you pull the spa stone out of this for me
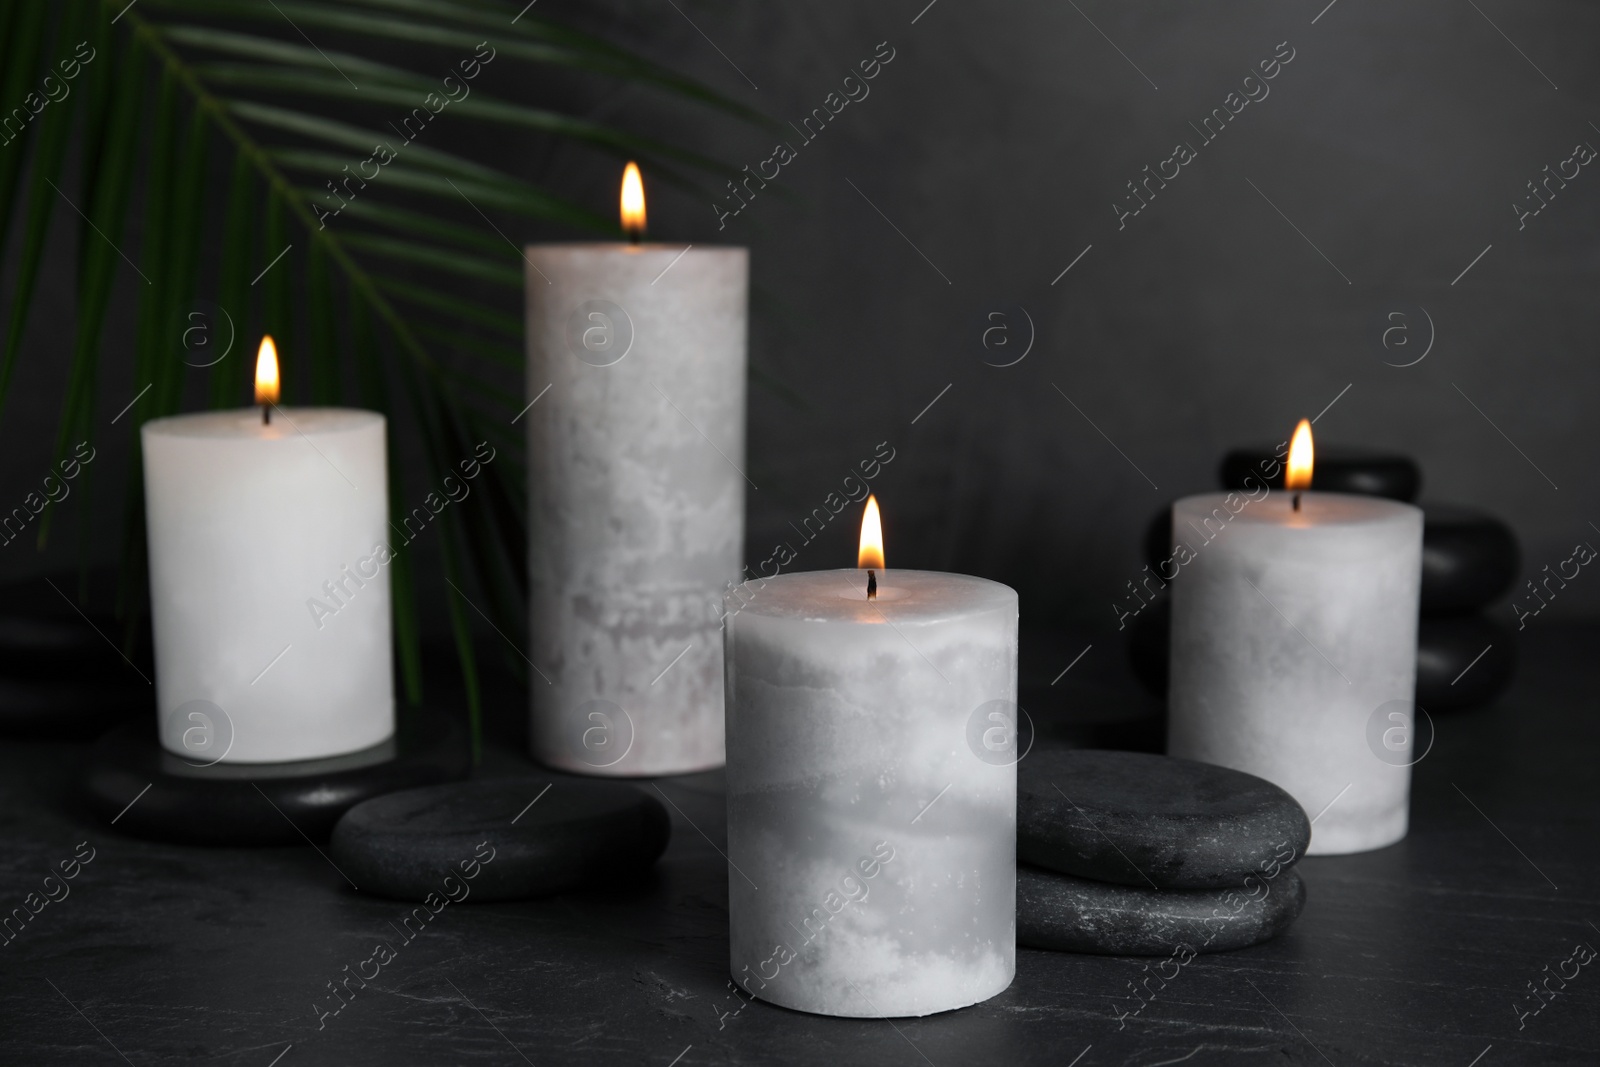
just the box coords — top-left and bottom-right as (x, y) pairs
(331, 778), (670, 902)
(1018, 749), (1309, 889)
(1017, 863), (1305, 955)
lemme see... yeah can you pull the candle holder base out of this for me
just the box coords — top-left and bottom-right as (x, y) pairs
(83, 711), (470, 846)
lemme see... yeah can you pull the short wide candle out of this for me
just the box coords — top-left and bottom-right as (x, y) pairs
(142, 409), (393, 763)
(724, 569), (1018, 1017)
(1167, 490), (1422, 854)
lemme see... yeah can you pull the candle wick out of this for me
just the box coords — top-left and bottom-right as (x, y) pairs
(1292, 491), (1301, 512)
(627, 229), (642, 247)
(262, 403), (271, 426)
(867, 570), (877, 601)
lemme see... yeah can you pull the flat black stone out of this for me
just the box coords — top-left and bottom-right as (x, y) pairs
(330, 778), (670, 902)
(1017, 863), (1305, 955)
(1219, 444), (1421, 501)
(82, 711), (470, 846)
(1417, 613), (1516, 711)
(0, 613), (129, 676)
(0, 569), (152, 679)
(1421, 504), (1519, 614)
(1019, 749), (1310, 889)
(0, 674), (153, 738)
(0, 570), (155, 737)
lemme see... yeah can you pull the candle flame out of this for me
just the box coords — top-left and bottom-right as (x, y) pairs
(620, 161), (646, 238)
(858, 494), (885, 570)
(1285, 418), (1313, 492)
(255, 335), (280, 406)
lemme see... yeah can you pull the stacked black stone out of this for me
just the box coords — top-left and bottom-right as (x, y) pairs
(1016, 749), (1310, 956)
(1130, 447), (1518, 712)
(0, 570), (153, 737)
(1413, 505), (1518, 709)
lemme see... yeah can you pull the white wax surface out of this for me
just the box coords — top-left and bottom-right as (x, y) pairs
(724, 569), (1017, 1017)
(1167, 491), (1422, 854)
(142, 409), (393, 763)
(526, 243), (747, 775)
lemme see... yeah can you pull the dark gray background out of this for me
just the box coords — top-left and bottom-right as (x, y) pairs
(3, 0), (1596, 636)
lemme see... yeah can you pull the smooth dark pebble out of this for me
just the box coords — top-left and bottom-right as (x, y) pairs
(331, 778), (670, 902)
(1421, 504), (1519, 614)
(1017, 863), (1305, 955)
(1019, 748), (1309, 889)
(1417, 614), (1515, 711)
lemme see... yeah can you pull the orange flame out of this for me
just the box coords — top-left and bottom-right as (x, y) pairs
(858, 494), (885, 570)
(1285, 418), (1313, 492)
(255, 335), (280, 406)
(620, 161), (646, 238)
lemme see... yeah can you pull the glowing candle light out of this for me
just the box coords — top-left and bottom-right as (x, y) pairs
(1167, 419), (1424, 854)
(723, 498), (1019, 1016)
(142, 337), (392, 762)
(525, 162), (748, 775)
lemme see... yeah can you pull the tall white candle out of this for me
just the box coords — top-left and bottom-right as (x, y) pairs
(524, 220), (747, 775)
(724, 564), (1018, 1017)
(142, 405), (393, 763)
(1166, 428), (1422, 855)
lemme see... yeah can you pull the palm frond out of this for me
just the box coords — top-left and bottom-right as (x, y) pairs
(0, 0), (768, 758)
(147, 0), (776, 129)
(0, 2), (86, 421)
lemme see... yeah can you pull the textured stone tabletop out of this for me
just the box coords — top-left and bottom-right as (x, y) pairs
(1, 627), (1597, 1066)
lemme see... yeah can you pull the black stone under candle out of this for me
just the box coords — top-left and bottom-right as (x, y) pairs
(83, 712), (470, 846)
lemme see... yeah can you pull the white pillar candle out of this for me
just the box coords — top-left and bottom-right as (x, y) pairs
(524, 236), (747, 776)
(724, 566), (1018, 1017)
(1166, 469), (1423, 854)
(142, 407), (393, 763)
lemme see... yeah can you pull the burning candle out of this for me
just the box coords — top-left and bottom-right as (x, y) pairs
(525, 162), (748, 775)
(1167, 420), (1424, 854)
(723, 498), (1019, 1017)
(142, 337), (393, 763)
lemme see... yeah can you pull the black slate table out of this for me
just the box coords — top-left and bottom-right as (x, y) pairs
(2, 626), (1597, 1066)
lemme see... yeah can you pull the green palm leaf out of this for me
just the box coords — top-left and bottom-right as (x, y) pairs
(0, 2), (86, 422)
(0, 0), (771, 759)
(147, 0), (776, 129)
(0, 4), (52, 266)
